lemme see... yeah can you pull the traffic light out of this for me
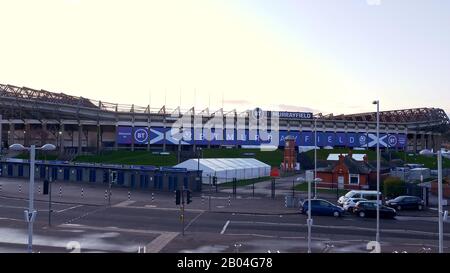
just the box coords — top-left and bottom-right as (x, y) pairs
(175, 190), (181, 205)
(103, 171), (109, 183)
(111, 171), (118, 184)
(213, 176), (217, 186)
(43, 180), (49, 195)
(186, 190), (192, 204)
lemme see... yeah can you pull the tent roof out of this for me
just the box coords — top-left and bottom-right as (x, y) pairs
(174, 158), (270, 172)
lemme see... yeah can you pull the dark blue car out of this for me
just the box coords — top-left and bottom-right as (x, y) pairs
(301, 199), (345, 217)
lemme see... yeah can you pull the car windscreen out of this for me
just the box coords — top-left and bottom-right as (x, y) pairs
(344, 192), (354, 198)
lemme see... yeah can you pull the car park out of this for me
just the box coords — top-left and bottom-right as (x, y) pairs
(385, 196), (425, 211)
(342, 198), (367, 212)
(301, 199), (345, 217)
(353, 201), (396, 219)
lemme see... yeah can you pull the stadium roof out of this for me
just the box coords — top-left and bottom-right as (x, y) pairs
(0, 83), (448, 131)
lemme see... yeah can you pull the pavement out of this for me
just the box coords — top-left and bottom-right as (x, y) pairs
(0, 176), (449, 253)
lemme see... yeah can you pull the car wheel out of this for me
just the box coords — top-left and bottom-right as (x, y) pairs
(333, 211), (340, 217)
(418, 205), (423, 211)
(359, 211), (365, 218)
(397, 205), (402, 211)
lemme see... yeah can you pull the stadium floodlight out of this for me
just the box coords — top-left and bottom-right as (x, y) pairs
(9, 143), (26, 151)
(8, 143), (56, 253)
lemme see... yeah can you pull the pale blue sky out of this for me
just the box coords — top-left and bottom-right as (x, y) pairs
(0, 0), (449, 116)
(228, 0), (450, 114)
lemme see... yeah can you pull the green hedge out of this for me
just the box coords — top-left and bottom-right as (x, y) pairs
(383, 177), (406, 199)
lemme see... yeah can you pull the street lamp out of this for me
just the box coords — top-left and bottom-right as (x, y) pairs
(314, 115), (318, 199)
(298, 174), (322, 253)
(372, 100), (380, 245)
(9, 143), (56, 253)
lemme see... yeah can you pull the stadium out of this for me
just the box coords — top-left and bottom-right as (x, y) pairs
(0, 83), (448, 157)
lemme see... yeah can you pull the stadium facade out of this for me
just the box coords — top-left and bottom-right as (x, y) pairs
(0, 84), (449, 157)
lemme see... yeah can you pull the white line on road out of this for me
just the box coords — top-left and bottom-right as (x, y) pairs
(145, 232), (179, 253)
(220, 220), (230, 234)
(113, 200), (136, 207)
(0, 217), (23, 222)
(59, 223), (179, 253)
(184, 211), (204, 232)
(56, 205), (83, 213)
(116, 205), (205, 213)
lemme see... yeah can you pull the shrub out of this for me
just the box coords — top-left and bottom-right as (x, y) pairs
(383, 177), (406, 199)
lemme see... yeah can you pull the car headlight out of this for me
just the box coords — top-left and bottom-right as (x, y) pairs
(390, 202), (397, 205)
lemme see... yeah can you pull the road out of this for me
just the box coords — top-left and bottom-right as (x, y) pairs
(0, 177), (448, 253)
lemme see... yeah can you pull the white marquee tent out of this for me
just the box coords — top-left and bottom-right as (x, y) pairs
(174, 158), (271, 184)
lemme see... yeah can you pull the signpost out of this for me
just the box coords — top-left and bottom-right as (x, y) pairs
(270, 167), (279, 200)
(176, 189), (192, 236)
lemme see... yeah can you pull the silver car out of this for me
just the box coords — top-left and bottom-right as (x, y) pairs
(343, 198), (367, 212)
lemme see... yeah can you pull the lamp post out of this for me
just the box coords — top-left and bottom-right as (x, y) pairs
(437, 150), (444, 253)
(9, 143), (56, 253)
(314, 116), (317, 199)
(372, 100), (380, 245)
(299, 173), (321, 253)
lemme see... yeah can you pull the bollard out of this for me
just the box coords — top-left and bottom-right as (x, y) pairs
(201, 195), (204, 205)
(128, 191), (131, 200)
(104, 190), (108, 200)
(38, 186), (41, 194)
(228, 195), (231, 206)
(284, 196), (287, 208)
(0, 184), (2, 193)
(59, 186), (62, 197)
(151, 192), (154, 202)
(19, 184), (22, 193)
(81, 188), (84, 198)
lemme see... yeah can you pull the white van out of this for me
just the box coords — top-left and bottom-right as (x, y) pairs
(338, 190), (382, 205)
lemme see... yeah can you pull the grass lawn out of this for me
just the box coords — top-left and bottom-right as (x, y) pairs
(15, 153), (59, 161)
(73, 150), (177, 166)
(392, 151), (450, 169)
(202, 148), (283, 167)
(218, 176), (271, 188)
(71, 148), (282, 167)
(294, 181), (348, 196)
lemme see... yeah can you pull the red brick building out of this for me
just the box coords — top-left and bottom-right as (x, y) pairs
(316, 151), (389, 190)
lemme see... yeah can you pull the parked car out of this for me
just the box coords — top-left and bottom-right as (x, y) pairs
(338, 190), (382, 206)
(353, 201), (396, 219)
(301, 199), (345, 217)
(343, 198), (367, 212)
(385, 196), (425, 211)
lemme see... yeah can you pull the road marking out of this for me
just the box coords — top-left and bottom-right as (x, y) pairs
(59, 223), (179, 253)
(117, 205), (204, 213)
(60, 223), (176, 235)
(56, 205), (83, 213)
(145, 232), (179, 253)
(220, 220), (230, 234)
(0, 217), (23, 222)
(113, 200), (136, 207)
(228, 220), (450, 237)
(184, 211), (204, 232)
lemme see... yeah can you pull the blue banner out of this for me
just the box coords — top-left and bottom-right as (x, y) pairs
(116, 127), (407, 148)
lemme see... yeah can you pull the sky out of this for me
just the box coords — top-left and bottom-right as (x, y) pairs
(0, 0), (449, 116)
